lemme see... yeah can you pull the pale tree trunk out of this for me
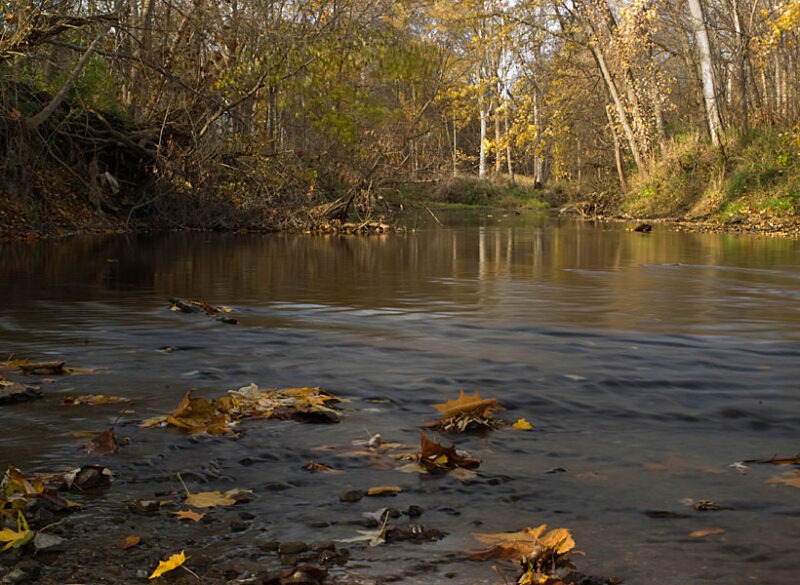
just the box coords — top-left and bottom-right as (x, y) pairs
(731, 0), (749, 132)
(452, 119), (458, 177)
(606, 105), (628, 191)
(479, 105), (488, 178)
(688, 0), (724, 147)
(504, 107), (514, 183)
(494, 102), (502, 174)
(588, 41), (644, 171)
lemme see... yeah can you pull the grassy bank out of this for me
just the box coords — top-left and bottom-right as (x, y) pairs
(623, 129), (800, 225)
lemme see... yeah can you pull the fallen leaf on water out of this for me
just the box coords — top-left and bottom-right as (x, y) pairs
(149, 550), (188, 579)
(173, 510), (205, 522)
(766, 469), (800, 488)
(431, 390), (503, 432)
(472, 524), (575, 559)
(512, 418), (534, 431)
(178, 473), (252, 508)
(184, 490), (235, 508)
(304, 460), (344, 474)
(690, 528), (725, 538)
(366, 486), (402, 496)
(117, 535), (141, 549)
(471, 523), (577, 584)
(85, 427), (119, 454)
(418, 433), (481, 472)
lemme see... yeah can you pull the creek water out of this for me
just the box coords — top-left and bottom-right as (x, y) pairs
(1, 211), (799, 584)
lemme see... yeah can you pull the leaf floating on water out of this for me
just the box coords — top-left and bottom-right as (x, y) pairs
(766, 469), (800, 488)
(304, 460), (344, 474)
(512, 418), (534, 431)
(184, 490), (236, 508)
(471, 523), (577, 584)
(85, 427), (120, 454)
(418, 433), (480, 472)
(173, 510), (205, 522)
(149, 550), (188, 579)
(431, 390), (503, 432)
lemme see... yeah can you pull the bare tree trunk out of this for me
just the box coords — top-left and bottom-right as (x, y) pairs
(588, 41), (644, 171)
(688, 0), (724, 147)
(494, 102), (502, 174)
(606, 105), (628, 191)
(453, 119), (458, 177)
(504, 107), (514, 183)
(479, 105), (488, 178)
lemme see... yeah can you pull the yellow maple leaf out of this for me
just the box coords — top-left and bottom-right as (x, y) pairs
(0, 512), (33, 551)
(512, 418), (534, 430)
(472, 524), (575, 561)
(149, 550), (188, 579)
(184, 490), (236, 508)
(433, 390), (499, 419)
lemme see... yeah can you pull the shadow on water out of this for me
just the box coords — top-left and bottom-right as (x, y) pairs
(1, 214), (800, 584)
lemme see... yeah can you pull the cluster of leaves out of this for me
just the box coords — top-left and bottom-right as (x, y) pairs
(430, 390), (504, 432)
(140, 384), (342, 435)
(0, 464), (112, 552)
(471, 524), (577, 585)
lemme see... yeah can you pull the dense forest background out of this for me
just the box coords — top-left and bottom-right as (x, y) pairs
(1, 0), (799, 232)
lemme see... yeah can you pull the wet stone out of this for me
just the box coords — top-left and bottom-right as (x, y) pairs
(405, 505), (424, 517)
(339, 490), (364, 503)
(230, 520), (250, 532)
(278, 541), (309, 555)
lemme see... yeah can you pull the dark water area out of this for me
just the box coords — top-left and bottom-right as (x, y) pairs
(1, 212), (799, 584)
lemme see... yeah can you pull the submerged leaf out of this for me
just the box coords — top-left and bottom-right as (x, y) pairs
(766, 469), (800, 488)
(117, 535), (141, 549)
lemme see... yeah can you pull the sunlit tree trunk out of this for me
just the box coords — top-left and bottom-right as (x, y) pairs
(688, 0), (724, 147)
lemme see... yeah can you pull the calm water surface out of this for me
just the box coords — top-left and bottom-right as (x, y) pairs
(1, 212), (799, 584)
